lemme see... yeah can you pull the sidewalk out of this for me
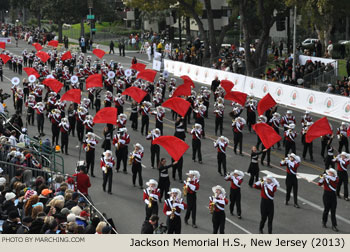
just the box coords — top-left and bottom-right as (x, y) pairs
(69, 38), (139, 54)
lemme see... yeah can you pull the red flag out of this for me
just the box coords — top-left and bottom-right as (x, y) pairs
(32, 43), (43, 51)
(23, 67), (40, 78)
(220, 80), (234, 93)
(0, 54), (11, 64)
(93, 107), (118, 125)
(93, 49), (106, 59)
(42, 78), (63, 93)
(172, 82), (191, 97)
(224, 91), (247, 106)
(122, 87), (147, 103)
(137, 69), (157, 83)
(253, 123), (282, 149)
(162, 97), (191, 117)
(36, 51), (50, 63)
(152, 136), (189, 161)
(131, 63), (146, 72)
(61, 89), (81, 104)
(180, 75), (195, 88)
(306, 117), (333, 143)
(86, 74), (103, 89)
(47, 40), (59, 47)
(0, 42), (5, 49)
(61, 51), (72, 61)
(257, 93), (277, 116)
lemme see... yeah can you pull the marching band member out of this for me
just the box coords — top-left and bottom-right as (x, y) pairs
(202, 88), (211, 118)
(337, 122), (349, 153)
(284, 123), (297, 157)
(25, 94), (36, 125)
(113, 127), (130, 173)
(174, 115), (186, 141)
(140, 101), (151, 136)
(48, 108), (61, 146)
(333, 152), (349, 201)
(209, 185), (228, 234)
(33, 102), (45, 136)
(130, 100), (139, 131)
(146, 128), (161, 169)
(229, 102), (243, 119)
(152, 92), (163, 107)
(151, 106), (165, 135)
(268, 112), (281, 149)
(245, 97), (257, 132)
(117, 113), (127, 129)
(104, 91), (113, 107)
(87, 88), (95, 109)
(34, 84), (43, 102)
(232, 116), (245, 155)
(76, 105), (87, 142)
(248, 146), (267, 187)
(59, 117), (70, 155)
(67, 104), (76, 137)
(130, 143), (144, 188)
(158, 158), (178, 202)
(214, 103), (224, 136)
(163, 188), (187, 234)
(143, 179), (160, 220)
(214, 136), (229, 176)
(15, 87), (24, 114)
(191, 123), (203, 163)
(254, 175), (279, 234)
(101, 150), (115, 194)
(104, 75), (114, 93)
(318, 168), (339, 231)
(225, 170), (244, 218)
(321, 132), (333, 158)
(280, 153), (301, 207)
(82, 98), (90, 110)
(183, 170), (200, 228)
(301, 110), (313, 127)
(83, 132), (98, 177)
(281, 110), (296, 130)
(195, 104), (206, 138)
(83, 115), (94, 133)
(301, 122), (314, 161)
(102, 126), (112, 151)
(114, 93), (125, 115)
(47, 92), (57, 113)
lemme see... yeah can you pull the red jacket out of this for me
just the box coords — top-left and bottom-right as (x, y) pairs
(225, 175), (243, 189)
(253, 181), (277, 200)
(73, 172), (91, 195)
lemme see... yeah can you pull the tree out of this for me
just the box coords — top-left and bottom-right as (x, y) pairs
(238, 0), (286, 76)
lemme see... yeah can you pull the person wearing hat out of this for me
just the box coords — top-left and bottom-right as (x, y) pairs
(183, 170), (200, 228)
(83, 132), (98, 177)
(245, 97), (257, 132)
(2, 210), (21, 234)
(33, 102), (45, 136)
(253, 175), (280, 234)
(59, 117), (70, 155)
(318, 168), (339, 231)
(117, 113), (127, 129)
(114, 93), (125, 115)
(73, 166), (91, 196)
(130, 100), (139, 131)
(163, 188), (187, 234)
(76, 105), (87, 142)
(140, 101), (151, 136)
(336, 122), (349, 153)
(214, 103), (224, 136)
(19, 128), (30, 147)
(100, 150), (115, 194)
(143, 179), (160, 220)
(17, 216), (33, 234)
(284, 123), (297, 157)
(268, 112), (281, 149)
(281, 110), (296, 131)
(209, 185), (228, 234)
(83, 115), (94, 133)
(281, 153), (301, 208)
(25, 94), (36, 125)
(151, 106), (165, 135)
(48, 109), (61, 146)
(2, 192), (18, 214)
(214, 136), (229, 176)
(130, 143), (144, 188)
(191, 123), (203, 163)
(113, 127), (130, 173)
(232, 117), (245, 156)
(39, 189), (53, 205)
(146, 128), (161, 169)
(332, 152), (349, 201)
(76, 210), (90, 229)
(301, 122), (314, 161)
(225, 170), (244, 218)
(194, 104), (206, 137)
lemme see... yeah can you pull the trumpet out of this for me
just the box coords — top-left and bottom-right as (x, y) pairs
(183, 177), (191, 196)
(170, 207), (176, 220)
(148, 197), (153, 208)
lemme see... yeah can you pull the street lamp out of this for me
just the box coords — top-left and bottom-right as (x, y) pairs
(88, 0), (93, 44)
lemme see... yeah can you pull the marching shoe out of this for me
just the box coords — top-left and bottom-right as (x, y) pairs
(294, 204), (300, 208)
(332, 226), (339, 232)
(192, 224), (198, 228)
(322, 222), (327, 228)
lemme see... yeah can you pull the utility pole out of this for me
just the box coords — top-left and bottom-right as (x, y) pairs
(292, 5), (297, 80)
(178, 15), (182, 48)
(88, 0), (93, 43)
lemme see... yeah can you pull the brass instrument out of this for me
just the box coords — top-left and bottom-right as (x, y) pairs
(170, 207), (176, 220)
(85, 143), (90, 152)
(128, 153), (134, 165)
(183, 177), (191, 196)
(209, 196), (215, 214)
(148, 197), (153, 208)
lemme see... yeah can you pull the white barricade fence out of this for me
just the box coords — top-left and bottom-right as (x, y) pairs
(0, 37), (11, 44)
(152, 59), (162, 71)
(163, 59), (350, 122)
(298, 55), (338, 71)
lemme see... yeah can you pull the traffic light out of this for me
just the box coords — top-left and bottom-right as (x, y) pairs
(276, 13), (286, 31)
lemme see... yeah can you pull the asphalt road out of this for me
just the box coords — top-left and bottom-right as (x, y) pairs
(1, 38), (350, 234)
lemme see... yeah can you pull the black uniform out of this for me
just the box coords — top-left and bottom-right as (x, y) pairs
(158, 163), (173, 201)
(248, 151), (263, 186)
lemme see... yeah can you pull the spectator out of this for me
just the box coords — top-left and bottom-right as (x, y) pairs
(73, 167), (91, 196)
(2, 210), (21, 234)
(141, 214), (159, 234)
(95, 221), (107, 234)
(17, 216), (33, 234)
(109, 41), (115, 54)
